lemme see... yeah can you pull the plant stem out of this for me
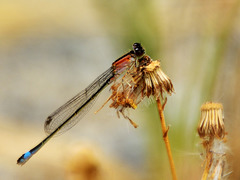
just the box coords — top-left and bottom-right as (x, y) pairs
(201, 138), (214, 180)
(156, 98), (177, 180)
(201, 152), (212, 180)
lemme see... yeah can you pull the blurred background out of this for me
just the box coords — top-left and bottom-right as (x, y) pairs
(0, 0), (239, 179)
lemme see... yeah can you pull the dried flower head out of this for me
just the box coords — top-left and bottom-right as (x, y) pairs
(198, 102), (231, 180)
(98, 55), (174, 127)
(198, 102), (225, 139)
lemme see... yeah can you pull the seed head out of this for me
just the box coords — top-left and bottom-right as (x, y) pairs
(141, 57), (174, 98)
(105, 55), (174, 127)
(198, 102), (231, 179)
(198, 102), (225, 139)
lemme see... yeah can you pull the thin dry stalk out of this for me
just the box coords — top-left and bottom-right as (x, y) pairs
(201, 137), (214, 180)
(156, 98), (177, 180)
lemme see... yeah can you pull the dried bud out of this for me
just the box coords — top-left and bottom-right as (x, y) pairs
(198, 102), (225, 139)
(142, 57), (174, 98)
(198, 102), (231, 179)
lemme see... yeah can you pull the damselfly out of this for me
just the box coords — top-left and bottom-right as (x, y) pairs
(17, 43), (145, 165)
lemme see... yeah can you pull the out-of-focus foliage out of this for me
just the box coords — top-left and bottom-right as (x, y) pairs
(0, 0), (239, 179)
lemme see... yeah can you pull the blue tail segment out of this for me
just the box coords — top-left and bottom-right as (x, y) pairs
(17, 118), (63, 165)
(17, 141), (44, 165)
(17, 133), (53, 165)
(17, 151), (33, 165)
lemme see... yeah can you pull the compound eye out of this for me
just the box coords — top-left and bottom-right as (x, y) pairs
(133, 42), (140, 47)
(133, 43), (145, 57)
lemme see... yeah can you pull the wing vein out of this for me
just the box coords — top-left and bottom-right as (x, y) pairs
(44, 67), (114, 136)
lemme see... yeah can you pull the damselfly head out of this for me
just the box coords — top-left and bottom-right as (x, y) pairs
(133, 43), (145, 58)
